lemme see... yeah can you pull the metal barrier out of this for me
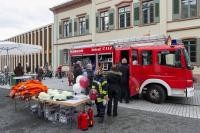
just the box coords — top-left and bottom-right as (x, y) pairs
(0, 73), (13, 86)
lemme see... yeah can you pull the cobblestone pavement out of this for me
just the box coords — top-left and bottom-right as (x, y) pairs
(1, 89), (200, 133)
(42, 78), (200, 119)
(2, 77), (200, 119)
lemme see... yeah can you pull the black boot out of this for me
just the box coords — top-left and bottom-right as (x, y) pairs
(94, 114), (100, 117)
(125, 100), (129, 104)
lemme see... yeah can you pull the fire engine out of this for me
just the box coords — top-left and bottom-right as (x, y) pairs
(69, 35), (195, 103)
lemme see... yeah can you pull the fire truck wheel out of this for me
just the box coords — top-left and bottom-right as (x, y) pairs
(147, 84), (166, 104)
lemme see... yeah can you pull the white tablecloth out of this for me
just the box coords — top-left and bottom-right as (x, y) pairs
(13, 76), (32, 80)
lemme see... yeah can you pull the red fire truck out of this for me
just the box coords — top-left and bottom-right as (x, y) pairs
(69, 37), (194, 103)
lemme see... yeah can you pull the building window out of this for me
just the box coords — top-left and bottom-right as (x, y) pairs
(79, 16), (86, 35)
(142, 1), (155, 24)
(181, 0), (197, 18)
(142, 51), (152, 65)
(132, 50), (138, 65)
(63, 50), (69, 65)
(118, 6), (130, 28)
(173, 0), (197, 20)
(100, 11), (109, 31)
(158, 50), (181, 67)
(182, 39), (196, 62)
(63, 20), (70, 38)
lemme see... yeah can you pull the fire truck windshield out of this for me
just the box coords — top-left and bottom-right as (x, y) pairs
(183, 48), (193, 70)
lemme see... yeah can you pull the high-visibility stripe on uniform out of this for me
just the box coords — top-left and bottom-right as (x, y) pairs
(101, 81), (107, 86)
(93, 80), (108, 102)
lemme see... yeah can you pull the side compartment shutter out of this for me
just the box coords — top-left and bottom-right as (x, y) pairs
(172, 0), (180, 20)
(133, 2), (140, 26)
(196, 38), (200, 65)
(109, 8), (115, 30)
(59, 21), (63, 39)
(74, 18), (77, 36)
(69, 19), (72, 37)
(154, 0), (160, 23)
(96, 12), (100, 32)
(86, 15), (89, 34)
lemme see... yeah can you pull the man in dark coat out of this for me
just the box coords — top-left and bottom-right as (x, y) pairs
(107, 64), (122, 117)
(35, 65), (39, 74)
(14, 63), (24, 84)
(73, 61), (82, 83)
(26, 63), (31, 73)
(119, 58), (130, 103)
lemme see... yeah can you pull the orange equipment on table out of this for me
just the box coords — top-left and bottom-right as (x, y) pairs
(9, 80), (48, 100)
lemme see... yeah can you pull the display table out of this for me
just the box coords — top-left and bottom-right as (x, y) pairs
(32, 95), (90, 107)
(31, 95), (90, 128)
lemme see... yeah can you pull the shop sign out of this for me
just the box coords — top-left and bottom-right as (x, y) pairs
(70, 46), (113, 55)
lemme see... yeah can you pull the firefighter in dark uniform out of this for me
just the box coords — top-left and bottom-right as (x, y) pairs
(119, 58), (130, 103)
(92, 69), (108, 123)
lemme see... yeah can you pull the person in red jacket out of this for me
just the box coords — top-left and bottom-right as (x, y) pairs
(57, 65), (62, 79)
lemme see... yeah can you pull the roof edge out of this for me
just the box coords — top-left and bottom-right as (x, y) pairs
(50, 0), (91, 13)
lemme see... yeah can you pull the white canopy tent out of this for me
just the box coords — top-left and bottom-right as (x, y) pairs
(0, 41), (42, 72)
(0, 41), (42, 55)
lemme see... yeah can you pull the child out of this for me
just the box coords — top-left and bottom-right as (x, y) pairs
(92, 69), (109, 123)
(67, 67), (74, 86)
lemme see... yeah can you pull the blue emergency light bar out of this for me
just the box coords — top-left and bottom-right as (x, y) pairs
(172, 39), (177, 45)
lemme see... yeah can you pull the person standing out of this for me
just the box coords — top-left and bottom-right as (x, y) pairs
(67, 66), (74, 86)
(57, 65), (62, 79)
(26, 62), (31, 73)
(119, 58), (130, 103)
(92, 69), (108, 123)
(85, 63), (94, 95)
(107, 64), (122, 117)
(73, 61), (82, 83)
(37, 66), (44, 81)
(35, 65), (39, 74)
(14, 63), (24, 84)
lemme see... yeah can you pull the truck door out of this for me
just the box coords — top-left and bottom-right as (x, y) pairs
(156, 49), (187, 91)
(113, 49), (121, 64)
(114, 48), (130, 64)
(129, 49), (141, 96)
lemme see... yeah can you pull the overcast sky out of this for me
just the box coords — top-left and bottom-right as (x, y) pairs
(0, 0), (70, 40)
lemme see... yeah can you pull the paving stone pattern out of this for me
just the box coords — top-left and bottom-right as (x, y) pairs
(43, 78), (200, 119)
(2, 77), (200, 119)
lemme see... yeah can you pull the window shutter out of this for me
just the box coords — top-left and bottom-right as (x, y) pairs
(133, 2), (140, 26)
(96, 12), (100, 32)
(172, 0), (180, 20)
(74, 18), (78, 36)
(69, 19), (72, 37)
(197, 38), (200, 64)
(86, 15), (89, 34)
(154, 0), (160, 23)
(59, 21), (63, 39)
(59, 49), (63, 65)
(109, 8), (115, 30)
(198, 0), (200, 16)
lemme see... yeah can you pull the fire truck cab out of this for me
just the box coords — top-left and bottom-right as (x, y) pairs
(114, 44), (194, 103)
